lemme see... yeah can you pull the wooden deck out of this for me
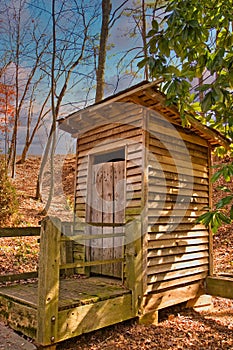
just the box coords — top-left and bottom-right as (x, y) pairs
(0, 277), (133, 346)
(0, 277), (129, 309)
(0, 219), (138, 348)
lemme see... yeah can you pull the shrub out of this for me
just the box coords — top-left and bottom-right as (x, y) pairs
(0, 160), (18, 226)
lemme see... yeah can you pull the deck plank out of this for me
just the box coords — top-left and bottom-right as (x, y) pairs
(0, 277), (130, 310)
(0, 283), (38, 308)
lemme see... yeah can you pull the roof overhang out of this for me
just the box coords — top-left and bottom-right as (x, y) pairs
(58, 80), (231, 149)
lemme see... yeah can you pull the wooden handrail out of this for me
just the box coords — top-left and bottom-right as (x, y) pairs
(0, 227), (40, 238)
(85, 222), (125, 227)
(60, 257), (125, 270)
(61, 232), (125, 241)
(0, 271), (38, 283)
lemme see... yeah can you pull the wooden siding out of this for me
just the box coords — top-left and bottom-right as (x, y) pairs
(75, 130), (144, 222)
(144, 112), (210, 309)
(74, 110), (144, 280)
(73, 102), (212, 311)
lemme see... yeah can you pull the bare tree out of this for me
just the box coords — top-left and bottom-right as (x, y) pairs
(36, 0), (99, 208)
(1, 0), (51, 176)
(18, 83), (51, 164)
(112, 0), (167, 85)
(95, 0), (112, 103)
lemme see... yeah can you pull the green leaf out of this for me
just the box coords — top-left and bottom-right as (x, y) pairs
(158, 39), (170, 57)
(147, 29), (157, 38)
(137, 58), (148, 69)
(151, 19), (159, 32)
(197, 209), (232, 233)
(216, 186), (232, 193)
(211, 170), (222, 182)
(218, 212), (232, 224)
(215, 195), (233, 209)
(196, 211), (212, 225)
(223, 166), (231, 182)
(166, 65), (181, 75)
(201, 91), (213, 113)
(195, 84), (211, 92)
(230, 205), (233, 220)
(210, 47), (225, 73)
(188, 19), (199, 28)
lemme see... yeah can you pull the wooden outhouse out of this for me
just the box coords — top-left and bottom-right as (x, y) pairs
(0, 80), (232, 349)
(59, 80), (229, 320)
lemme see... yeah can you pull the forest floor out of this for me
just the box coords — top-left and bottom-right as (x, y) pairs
(1, 155), (233, 349)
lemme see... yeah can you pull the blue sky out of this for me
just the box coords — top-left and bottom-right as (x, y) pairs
(0, 0), (153, 155)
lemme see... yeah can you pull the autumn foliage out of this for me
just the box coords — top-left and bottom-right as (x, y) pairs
(0, 82), (15, 133)
(0, 159), (18, 226)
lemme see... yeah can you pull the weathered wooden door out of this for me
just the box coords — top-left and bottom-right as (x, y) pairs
(88, 160), (125, 278)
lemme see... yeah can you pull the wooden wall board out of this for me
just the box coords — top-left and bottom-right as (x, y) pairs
(146, 271), (207, 293)
(147, 244), (209, 259)
(77, 129), (142, 153)
(142, 281), (203, 312)
(147, 265), (208, 285)
(144, 108), (211, 309)
(57, 294), (134, 343)
(149, 135), (208, 160)
(149, 118), (208, 147)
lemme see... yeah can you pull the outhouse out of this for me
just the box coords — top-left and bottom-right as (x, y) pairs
(0, 80), (231, 349)
(59, 80), (229, 320)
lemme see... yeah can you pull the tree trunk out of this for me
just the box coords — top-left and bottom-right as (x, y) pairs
(8, 4), (21, 178)
(35, 125), (53, 200)
(141, 0), (148, 80)
(18, 142), (30, 164)
(95, 0), (112, 103)
(36, 0), (57, 206)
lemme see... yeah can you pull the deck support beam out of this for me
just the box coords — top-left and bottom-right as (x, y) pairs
(206, 276), (233, 299)
(138, 310), (158, 325)
(125, 219), (143, 315)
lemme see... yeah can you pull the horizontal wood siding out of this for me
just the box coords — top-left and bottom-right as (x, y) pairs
(145, 112), (210, 309)
(75, 126), (143, 222)
(74, 109), (144, 276)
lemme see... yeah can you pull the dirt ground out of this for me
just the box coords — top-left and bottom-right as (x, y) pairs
(1, 155), (233, 349)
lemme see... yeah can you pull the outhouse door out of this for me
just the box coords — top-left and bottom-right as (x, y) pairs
(87, 156), (125, 278)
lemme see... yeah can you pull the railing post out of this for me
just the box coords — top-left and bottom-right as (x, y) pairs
(60, 221), (74, 276)
(37, 216), (61, 347)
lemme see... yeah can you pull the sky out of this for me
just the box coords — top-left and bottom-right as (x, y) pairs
(0, 0), (153, 156)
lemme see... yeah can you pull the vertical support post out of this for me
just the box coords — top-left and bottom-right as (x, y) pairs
(37, 217), (61, 347)
(208, 147), (214, 276)
(141, 109), (149, 299)
(125, 219), (142, 316)
(60, 221), (74, 277)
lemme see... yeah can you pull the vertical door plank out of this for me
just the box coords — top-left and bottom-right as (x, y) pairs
(114, 161), (125, 223)
(88, 160), (126, 278)
(102, 162), (114, 275)
(113, 161), (125, 278)
(90, 163), (103, 274)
